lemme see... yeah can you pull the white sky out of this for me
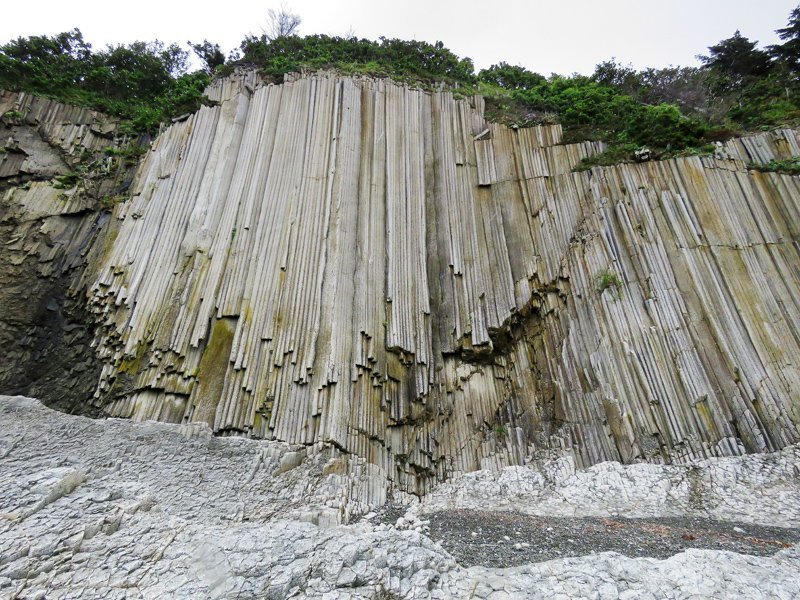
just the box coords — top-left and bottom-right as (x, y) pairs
(2, 0), (798, 75)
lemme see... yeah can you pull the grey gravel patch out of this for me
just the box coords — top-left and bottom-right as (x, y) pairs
(371, 500), (407, 525)
(423, 510), (800, 567)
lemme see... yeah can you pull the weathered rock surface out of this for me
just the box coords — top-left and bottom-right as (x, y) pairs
(410, 444), (800, 526)
(2, 395), (799, 599)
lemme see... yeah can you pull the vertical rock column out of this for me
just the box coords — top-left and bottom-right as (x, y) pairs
(85, 74), (800, 493)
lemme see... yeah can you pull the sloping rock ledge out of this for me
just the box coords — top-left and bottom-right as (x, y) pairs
(1, 395), (799, 599)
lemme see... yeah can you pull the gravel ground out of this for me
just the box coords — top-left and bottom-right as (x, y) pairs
(374, 507), (800, 568)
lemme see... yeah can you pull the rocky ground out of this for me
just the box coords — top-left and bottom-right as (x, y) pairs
(1, 395), (799, 599)
(419, 511), (798, 566)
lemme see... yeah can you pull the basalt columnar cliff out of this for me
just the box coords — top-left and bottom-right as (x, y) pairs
(1, 71), (799, 497)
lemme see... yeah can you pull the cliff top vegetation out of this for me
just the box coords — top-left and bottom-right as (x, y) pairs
(1, 5), (798, 167)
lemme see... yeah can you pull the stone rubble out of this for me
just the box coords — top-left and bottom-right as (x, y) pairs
(2, 395), (799, 599)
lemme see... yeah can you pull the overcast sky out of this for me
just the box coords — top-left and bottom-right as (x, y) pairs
(2, 0), (798, 75)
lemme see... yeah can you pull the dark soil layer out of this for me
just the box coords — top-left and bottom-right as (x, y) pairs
(412, 509), (798, 568)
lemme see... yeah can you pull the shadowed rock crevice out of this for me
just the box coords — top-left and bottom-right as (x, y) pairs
(0, 91), (141, 415)
(0, 213), (108, 414)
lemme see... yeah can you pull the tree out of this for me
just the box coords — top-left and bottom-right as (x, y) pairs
(190, 39), (226, 74)
(264, 5), (302, 40)
(87, 41), (188, 100)
(638, 66), (728, 121)
(592, 59), (641, 96)
(479, 62), (545, 90)
(698, 31), (772, 89)
(770, 6), (800, 71)
(0, 30), (209, 133)
(0, 29), (93, 94)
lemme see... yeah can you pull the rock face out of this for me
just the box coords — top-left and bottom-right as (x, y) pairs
(84, 72), (800, 492)
(0, 92), (138, 412)
(2, 73), (800, 495)
(2, 395), (799, 599)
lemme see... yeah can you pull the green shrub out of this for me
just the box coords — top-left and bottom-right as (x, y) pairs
(233, 34), (476, 88)
(479, 62), (546, 90)
(53, 172), (80, 189)
(1, 109), (23, 121)
(0, 29), (209, 134)
(596, 269), (623, 295)
(490, 423), (508, 441)
(748, 156), (800, 175)
(3, 8), (799, 151)
(99, 194), (127, 210)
